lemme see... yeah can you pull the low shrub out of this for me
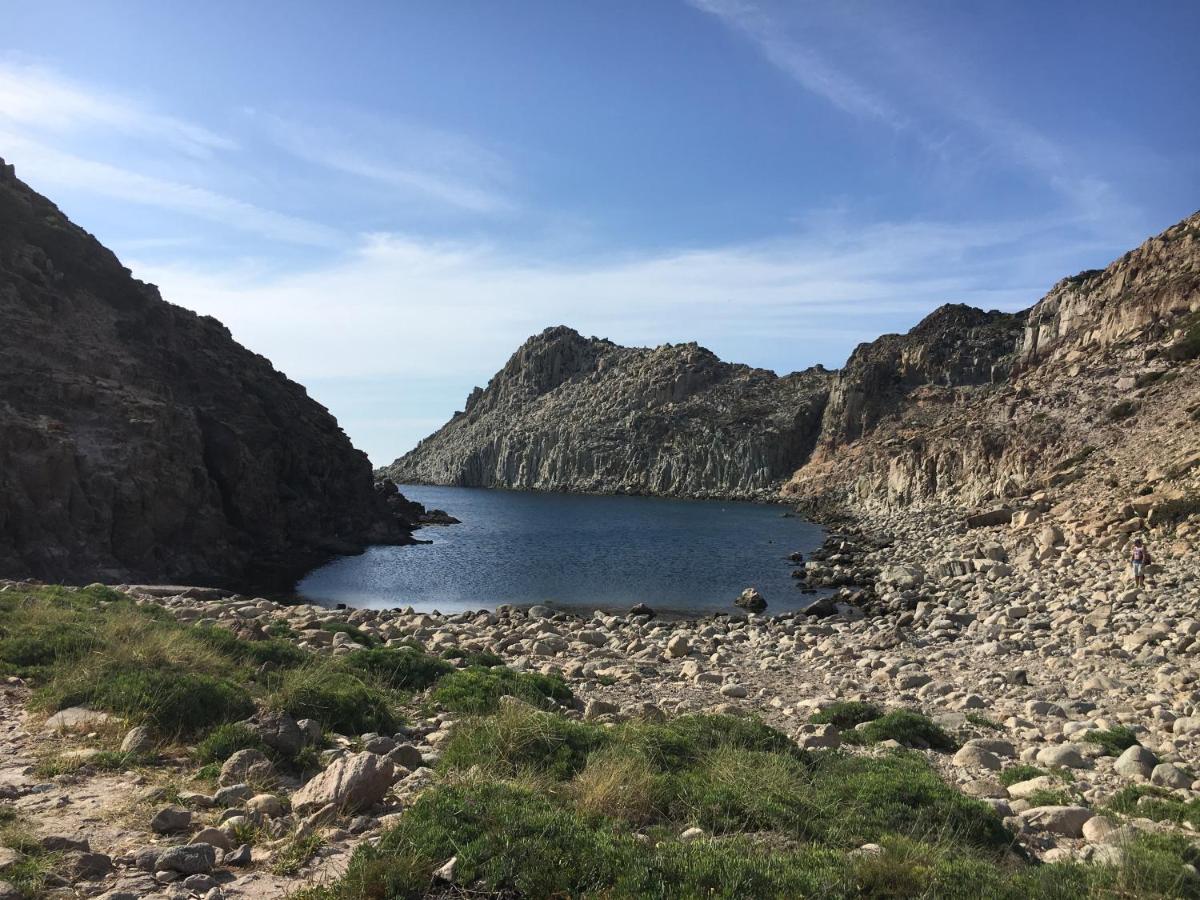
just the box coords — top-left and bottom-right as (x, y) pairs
(36, 667), (253, 736)
(265, 662), (399, 736)
(810, 701), (883, 729)
(345, 647), (453, 691)
(847, 711), (958, 752)
(431, 665), (572, 714)
(194, 723), (268, 764)
(440, 647), (504, 668)
(999, 764), (1048, 787)
(439, 702), (606, 780)
(1082, 726), (1140, 756)
(192, 625), (308, 668)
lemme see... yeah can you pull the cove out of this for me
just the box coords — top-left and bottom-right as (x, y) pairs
(297, 485), (825, 615)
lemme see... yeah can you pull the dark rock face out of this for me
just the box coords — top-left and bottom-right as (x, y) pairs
(384, 326), (832, 498)
(817, 304), (1025, 449)
(0, 160), (406, 587)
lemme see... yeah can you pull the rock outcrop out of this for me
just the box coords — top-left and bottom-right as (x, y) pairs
(388, 213), (1198, 507)
(0, 159), (409, 587)
(384, 326), (831, 498)
(786, 211), (1200, 511)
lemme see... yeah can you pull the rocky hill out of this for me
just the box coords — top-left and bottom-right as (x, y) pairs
(0, 159), (409, 588)
(787, 211), (1200, 513)
(390, 212), (1197, 510)
(383, 326), (832, 497)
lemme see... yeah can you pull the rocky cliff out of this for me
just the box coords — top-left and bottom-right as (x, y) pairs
(389, 212), (1200, 512)
(0, 159), (409, 587)
(383, 326), (831, 497)
(786, 211), (1200, 512)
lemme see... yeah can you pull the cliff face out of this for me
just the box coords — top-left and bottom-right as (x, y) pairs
(785, 211), (1200, 512)
(384, 326), (831, 498)
(0, 160), (407, 587)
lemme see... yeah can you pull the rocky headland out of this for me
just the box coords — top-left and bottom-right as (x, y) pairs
(383, 326), (832, 498)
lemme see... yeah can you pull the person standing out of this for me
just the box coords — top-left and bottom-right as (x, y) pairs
(1131, 538), (1151, 589)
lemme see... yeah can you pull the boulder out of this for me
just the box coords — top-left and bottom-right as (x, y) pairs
(219, 749), (274, 787)
(1114, 744), (1156, 778)
(120, 725), (155, 755)
(156, 844), (216, 875)
(734, 589), (767, 612)
(149, 806), (191, 834)
(292, 752), (395, 815)
(248, 711), (304, 757)
(1018, 805), (1094, 837)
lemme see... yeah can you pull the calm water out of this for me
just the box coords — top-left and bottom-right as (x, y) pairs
(297, 485), (824, 615)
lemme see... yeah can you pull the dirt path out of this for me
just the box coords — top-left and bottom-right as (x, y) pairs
(0, 681), (354, 900)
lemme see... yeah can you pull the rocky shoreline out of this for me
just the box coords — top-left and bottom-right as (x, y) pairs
(1, 467), (1197, 897)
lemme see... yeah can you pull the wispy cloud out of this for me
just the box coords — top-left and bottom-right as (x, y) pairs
(1, 132), (340, 246)
(260, 110), (515, 214)
(688, 0), (1132, 222)
(687, 0), (909, 130)
(0, 60), (235, 157)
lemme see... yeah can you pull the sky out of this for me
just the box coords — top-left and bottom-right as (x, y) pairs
(2, 1), (1198, 464)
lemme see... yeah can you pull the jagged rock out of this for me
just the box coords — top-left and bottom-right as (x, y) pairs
(149, 806), (192, 834)
(246, 711), (303, 757)
(383, 326), (831, 498)
(120, 726), (155, 755)
(156, 844), (216, 875)
(292, 752), (395, 815)
(734, 588), (767, 612)
(0, 159), (407, 586)
(219, 750), (274, 787)
(1018, 806), (1094, 838)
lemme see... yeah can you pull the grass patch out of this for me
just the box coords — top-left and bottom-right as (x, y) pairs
(194, 723), (268, 764)
(1106, 784), (1200, 828)
(810, 701), (882, 729)
(344, 646), (453, 691)
(440, 647), (503, 668)
(290, 700), (1200, 900)
(0, 817), (63, 898)
(264, 659), (400, 736)
(192, 625), (308, 668)
(431, 665), (572, 714)
(34, 749), (143, 778)
(999, 764), (1048, 787)
(270, 831), (325, 875)
(843, 710), (957, 752)
(1082, 726), (1140, 756)
(1024, 788), (1077, 808)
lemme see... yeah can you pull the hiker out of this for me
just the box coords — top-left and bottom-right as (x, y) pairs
(1131, 537), (1152, 589)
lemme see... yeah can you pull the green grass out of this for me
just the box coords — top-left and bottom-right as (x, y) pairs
(293, 704), (1200, 900)
(998, 764), (1048, 787)
(431, 665), (573, 714)
(1082, 726), (1140, 756)
(192, 625), (308, 668)
(34, 749), (144, 778)
(810, 701), (882, 729)
(264, 659), (401, 736)
(0, 816), (64, 898)
(343, 646), (453, 691)
(1106, 785), (1200, 828)
(270, 831), (325, 875)
(193, 723), (269, 764)
(843, 710), (958, 752)
(440, 647), (503, 667)
(1024, 788), (1077, 808)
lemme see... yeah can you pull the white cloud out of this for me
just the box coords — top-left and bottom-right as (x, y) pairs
(0, 60), (234, 157)
(1, 132), (340, 246)
(260, 111), (515, 214)
(128, 211), (1107, 385)
(687, 0), (909, 130)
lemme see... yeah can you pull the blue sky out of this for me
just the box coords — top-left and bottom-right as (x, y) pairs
(3, 1), (1197, 464)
